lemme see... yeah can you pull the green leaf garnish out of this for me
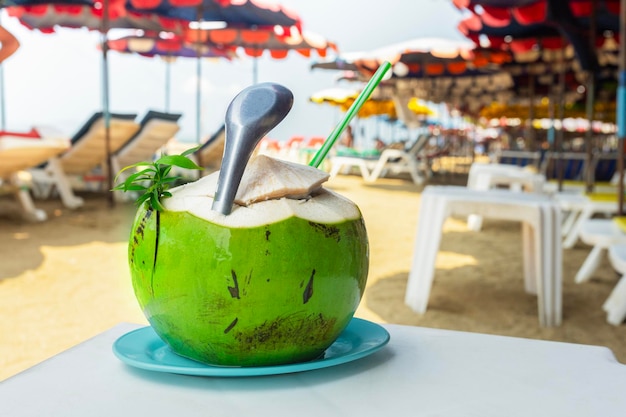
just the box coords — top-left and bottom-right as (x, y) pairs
(112, 147), (202, 211)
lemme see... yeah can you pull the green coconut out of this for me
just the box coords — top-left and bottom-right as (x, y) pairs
(128, 155), (369, 366)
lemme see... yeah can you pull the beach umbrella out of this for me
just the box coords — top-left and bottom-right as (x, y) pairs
(310, 87), (433, 119)
(184, 25), (337, 84)
(453, 0), (622, 192)
(310, 37), (516, 126)
(126, 0), (300, 29)
(4, 0), (187, 32)
(453, 0), (620, 72)
(0, 1), (188, 132)
(480, 100), (617, 123)
(309, 87), (435, 147)
(312, 37), (481, 77)
(107, 30), (236, 144)
(1, 0), (191, 204)
(3, 0), (303, 199)
(108, 32), (237, 143)
(310, 87), (398, 119)
(125, 0), (305, 142)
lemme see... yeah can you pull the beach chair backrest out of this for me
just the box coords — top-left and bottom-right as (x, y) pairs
(593, 152), (618, 182)
(540, 151), (588, 181)
(69, 112), (136, 145)
(406, 134), (430, 157)
(197, 124), (226, 172)
(61, 112), (140, 175)
(496, 150), (542, 168)
(115, 110), (182, 168)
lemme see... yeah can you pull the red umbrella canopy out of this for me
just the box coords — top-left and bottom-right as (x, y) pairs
(453, 0), (621, 72)
(127, 0), (301, 31)
(183, 25), (337, 59)
(311, 37), (516, 114)
(108, 30), (237, 58)
(4, 0), (187, 33)
(311, 37), (499, 78)
(5, 0), (303, 34)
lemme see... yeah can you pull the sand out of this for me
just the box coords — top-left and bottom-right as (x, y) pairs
(1, 173), (625, 381)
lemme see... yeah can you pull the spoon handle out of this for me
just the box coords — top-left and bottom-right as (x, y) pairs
(212, 83), (293, 215)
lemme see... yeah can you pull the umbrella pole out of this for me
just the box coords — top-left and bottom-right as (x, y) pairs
(547, 84), (559, 184)
(585, 0), (597, 193)
(528, 71), (536, 149)
(196, 9), (203, 147)
(618, 0), (626, 215)
(165, 58), (171, 113)
(253, 56), (258, 85)
(101, 0), (113, 207)
(0, 63), (5, 131)
(556, 43), (566, 192)
(0, 13), (4, 131)
(585, 70), (596, 192)
(194, 14), (203, 174)
(196, 53), (202, 145)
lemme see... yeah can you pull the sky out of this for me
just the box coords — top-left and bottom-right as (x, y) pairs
(0, 0), (469, 144)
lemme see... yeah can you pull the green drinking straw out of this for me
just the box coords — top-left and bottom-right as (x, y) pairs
(309, 61), (392, 168)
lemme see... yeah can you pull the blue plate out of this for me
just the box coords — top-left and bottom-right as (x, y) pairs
(112, 318), (390, 377)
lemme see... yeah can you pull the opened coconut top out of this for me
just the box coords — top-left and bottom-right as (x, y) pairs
(234, 155), (329, 205)
(188, 154), (329, 205)
(163, 155), (359, 227)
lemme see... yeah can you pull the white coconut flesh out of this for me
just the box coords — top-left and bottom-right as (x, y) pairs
(164, 155), (361, 227)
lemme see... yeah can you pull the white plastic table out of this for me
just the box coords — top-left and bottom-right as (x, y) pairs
(2, 322), (625, 417)
(407, 186), (562, 327)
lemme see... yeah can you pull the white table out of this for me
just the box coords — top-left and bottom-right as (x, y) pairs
(407, 186), (562, 327)
(2, 322), (625, 416)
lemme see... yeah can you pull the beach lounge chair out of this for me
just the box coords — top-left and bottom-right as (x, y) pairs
(494, 150), (542, 169)
(329, 134), (431, 184)
(113, 110), (182, 171)
(541, 151), (617, 194)
(111, 110), (182, 201)
(31, 112), (140, 208)
(595, 152), (618, 183)
(194, 124), (225, 174)
(0, 132), (70, 221)
(541, 151), (587, 180)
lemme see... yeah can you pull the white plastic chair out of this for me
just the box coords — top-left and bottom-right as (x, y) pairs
(605, 244), (626, 325)
(556, 193), (619, 249)
(329, 155), (375, 181)
(574, 218), (626, 283)
(406, 185), (562, 327)
(466, 163), (546, 231)
(329, 135), (431, 185)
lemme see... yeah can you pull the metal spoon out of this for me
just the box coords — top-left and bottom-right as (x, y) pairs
(212, 82), (294, 215)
